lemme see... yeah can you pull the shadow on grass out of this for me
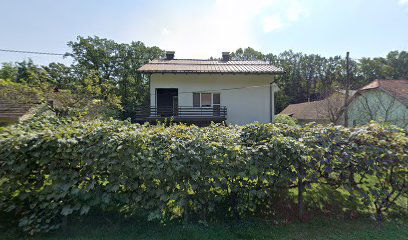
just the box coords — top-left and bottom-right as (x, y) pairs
(1, 213), (407, 240)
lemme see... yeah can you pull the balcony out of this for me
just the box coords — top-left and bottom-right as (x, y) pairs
(135, 106), (227, 124)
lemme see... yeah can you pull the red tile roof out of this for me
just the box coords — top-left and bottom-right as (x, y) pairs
(138, 59), (284, 74)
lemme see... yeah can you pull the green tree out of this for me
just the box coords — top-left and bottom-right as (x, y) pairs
(0, 63), (18, 80)
(43, 62), (75, 89)
(231, 47), (265, 60)
(67, 36), (164, 119)
(15, 59), (52, 87)
(386, 50), (408, 79)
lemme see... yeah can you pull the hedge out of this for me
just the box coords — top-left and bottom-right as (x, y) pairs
(0, 116), (407, 234)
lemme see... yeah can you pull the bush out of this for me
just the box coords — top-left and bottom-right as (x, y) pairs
(274, 114), (298, 126)
(0, 118), (407, 234)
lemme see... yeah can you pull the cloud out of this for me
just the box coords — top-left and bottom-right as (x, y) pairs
(399, 0), (408, 5)
(263, 15), (284, 32)
(262, 1), (308, 33)
(122, 0), (309, 58)
(398, 0), (408, 11)
(287, 1), (308, 22)
(155, 0), (280, 58)
(161, 28), (170, 36)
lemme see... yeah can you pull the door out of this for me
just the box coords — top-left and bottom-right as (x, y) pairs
(156, 88), (178, 117)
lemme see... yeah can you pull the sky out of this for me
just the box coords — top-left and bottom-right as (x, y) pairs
(0, 0), (408, 65)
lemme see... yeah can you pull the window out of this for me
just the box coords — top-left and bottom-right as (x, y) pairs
(192, 92), (221, 107)
(193, 93), (200, 107)
(201, 93), (212, 107)
(213, 93), (220, 105)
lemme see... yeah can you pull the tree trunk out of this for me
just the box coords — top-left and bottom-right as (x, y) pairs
(62, 215), (68, 232)
(183, 202), (190, 224)
(298, 180), (304, 222)
(344, 52), (350, 127)
(376, 207), (383, 225)
(230, 191), (240, 220)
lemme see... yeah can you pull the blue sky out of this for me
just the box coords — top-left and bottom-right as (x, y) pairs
(0, 0), (408, 65)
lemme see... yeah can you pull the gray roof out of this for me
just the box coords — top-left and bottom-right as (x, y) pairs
(280, 100), (329, 121)
(138, 59), (284, 74)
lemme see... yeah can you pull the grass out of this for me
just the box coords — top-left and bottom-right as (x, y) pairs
(1, 216), (407, 240)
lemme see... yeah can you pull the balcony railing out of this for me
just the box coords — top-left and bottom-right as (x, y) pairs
(135, 106), (227, 122)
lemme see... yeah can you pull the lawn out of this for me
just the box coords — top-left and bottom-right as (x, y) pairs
(1, 217), (407, 240)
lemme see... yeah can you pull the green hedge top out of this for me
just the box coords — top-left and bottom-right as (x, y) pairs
(0, 116), (407, 234)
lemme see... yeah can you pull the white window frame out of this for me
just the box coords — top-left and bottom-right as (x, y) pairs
(193, 92), (221, 107)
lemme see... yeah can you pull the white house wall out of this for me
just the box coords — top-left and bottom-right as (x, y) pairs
(149, 73), (277, 125)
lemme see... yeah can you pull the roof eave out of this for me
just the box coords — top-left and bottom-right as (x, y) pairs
(137, 70), (285, 75)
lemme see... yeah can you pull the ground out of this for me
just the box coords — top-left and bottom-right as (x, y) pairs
(1, 217), (407, 240)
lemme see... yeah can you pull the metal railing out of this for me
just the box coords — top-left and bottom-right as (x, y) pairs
(135, 106), (227, 119)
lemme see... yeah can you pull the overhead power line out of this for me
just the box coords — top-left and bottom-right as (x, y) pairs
(0, 49), (66, 56)
(149, 83), (275, 96)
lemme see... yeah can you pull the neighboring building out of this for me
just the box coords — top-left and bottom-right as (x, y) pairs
(279, 90), (357, 124)
(280, 79), (408, 129)
(0, 100), (39, 125)
(345, 79), (408, 129)
(279, 99), (331, 124)
(137, 51), (284, 125)
(0, 81), (41, 125)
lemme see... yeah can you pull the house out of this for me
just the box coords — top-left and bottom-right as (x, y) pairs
(0, 100), (39, 125)
(344, 79), (408, 129)
(279, 90), (357, 124)
(136, 51), (284, 125)
(0, 86), (40, 126)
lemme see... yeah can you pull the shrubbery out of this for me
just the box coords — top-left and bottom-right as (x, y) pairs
(273, 114), (298, 126)
(0, 117), (407, 234)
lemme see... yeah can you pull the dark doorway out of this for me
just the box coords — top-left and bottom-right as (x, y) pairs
(156, 88), (178, 117)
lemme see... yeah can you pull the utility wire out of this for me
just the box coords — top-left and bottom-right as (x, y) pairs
(0, 48), (276, 94)
(0, 49), (66, 56)
(149, 83), (275, 96)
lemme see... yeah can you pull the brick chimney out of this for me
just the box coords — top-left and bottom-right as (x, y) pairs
(222, 52), (230, 61)
(166, 51), (175, 60)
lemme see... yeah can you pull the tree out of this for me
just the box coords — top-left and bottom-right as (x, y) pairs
(43, 62), (75, 89)
(231, 47), (265, 61)
(386, 51), (408, 79)
(15, 59), (52, 87)
(0, 63), (18, 80)
(67, 36), (164, 119)
(313, 90), (349, 124)
(358, 57), (391, 81)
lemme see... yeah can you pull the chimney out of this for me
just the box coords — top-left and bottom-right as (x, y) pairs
(222, 52), (230, 61)
(166, 51), (175, 60)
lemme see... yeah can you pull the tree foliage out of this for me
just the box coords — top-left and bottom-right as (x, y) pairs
(67, 36), (165, 118)
(274, 114), (298, 126)
(0, 36), (164, 121)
